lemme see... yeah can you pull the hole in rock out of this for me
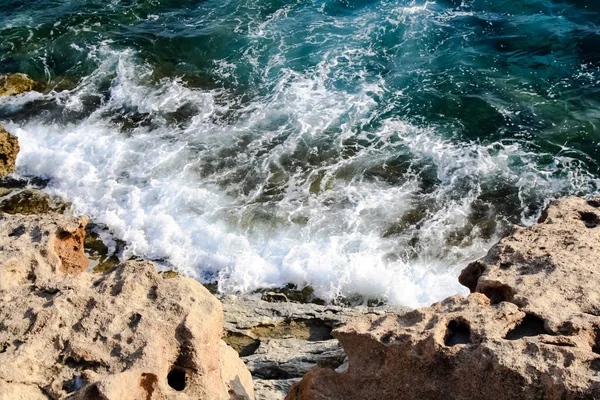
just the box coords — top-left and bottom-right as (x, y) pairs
(57, 230), (72, 240)
(505, 314), (549, 340)
(444, 320), (471, 346)
(62, 375), (85, 394)
(8, 224), (26, 238)
(167, 367), (186, 391)
(588, 200), (600, 208)
(381, 332), (394, 344)
(481, 284), (513, 305)
(537, 208), (549, 223)
(580, 212), (600, 228)
(593, 326), (600, 354)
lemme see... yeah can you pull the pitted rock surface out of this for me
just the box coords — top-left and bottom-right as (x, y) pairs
(0, 125), (19, 177)
(0, 214), (254, 400)
(287, 197), (600, 400)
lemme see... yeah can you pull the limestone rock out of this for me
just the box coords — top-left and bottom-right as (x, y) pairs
(0, 73), (35, 96)
(253, 379), (300, 400)
(287, 197), (600, 400)
(0, 126), (19, 177)
(222, 294), (403, 400)
(0, 214), (254, 400)
(244, 339), (345, 380)
(0, 380), (48, 400)
(0, 213), (89, 290)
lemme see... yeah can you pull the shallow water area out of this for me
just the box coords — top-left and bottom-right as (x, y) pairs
(1, 0), (599, 307)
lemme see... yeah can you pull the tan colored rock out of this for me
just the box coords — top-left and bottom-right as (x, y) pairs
(0, 213), (90, 290)
(0, 380), (48, 400)
(287, 197), (600, 400)
(0, 73), (35, 96)
(0, 125), (19, 177)
(0, 213), (254, 400)
(459, 196), (600, 329)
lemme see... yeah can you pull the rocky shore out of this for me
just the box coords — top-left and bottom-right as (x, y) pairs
(287, 197), (600, 399)
(3, 74), (600, 400)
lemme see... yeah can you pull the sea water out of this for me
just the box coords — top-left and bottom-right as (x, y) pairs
(1, 0), (599, 307)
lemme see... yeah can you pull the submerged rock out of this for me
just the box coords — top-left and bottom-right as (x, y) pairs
(0, 125), (19, 177)
(0, 213), (255, 399)
(0, 73), (36, 96)
(287, 197), (600, 400)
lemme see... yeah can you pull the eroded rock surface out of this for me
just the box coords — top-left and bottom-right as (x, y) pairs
(287, 197), (600, 400)
(0, 126), (19, 177)
(0, 213), (254, 400)
(0, 213), (89, 290)
(222, 294), (401, 400)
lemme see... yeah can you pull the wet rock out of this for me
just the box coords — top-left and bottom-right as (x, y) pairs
(287, 197), (600, 400)
(245, 339), (345, 380)
(0, 213), (255, 400)
(0, 125), (19, 177)
(257, 284), (325, 305)
(83, 222), (125, 273)
(222, 295), (403, 400)
(0, 73), (36, 96)
(0, 188), (71, 215)
(160, 270), (179, 279)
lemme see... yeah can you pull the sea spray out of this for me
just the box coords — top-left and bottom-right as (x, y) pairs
(1, 0), (599, 307)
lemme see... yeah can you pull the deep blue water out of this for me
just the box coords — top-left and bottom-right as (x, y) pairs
(1, 0), (599, 306)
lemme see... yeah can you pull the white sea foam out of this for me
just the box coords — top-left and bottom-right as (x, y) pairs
(2, 42), (596, 308)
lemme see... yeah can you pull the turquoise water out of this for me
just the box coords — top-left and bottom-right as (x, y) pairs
(1, 0), (599, 306)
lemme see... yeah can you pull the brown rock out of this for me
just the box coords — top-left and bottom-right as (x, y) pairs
(0, 213), (255, 400)
(287, 197), (600, 400)
(0, 73), (35, 96)
(0, 125), (19, 177)
(52, 215), (89, 273)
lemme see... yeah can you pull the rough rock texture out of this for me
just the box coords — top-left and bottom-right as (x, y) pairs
(222, 295), (401, 400)
(0, 73), (35, 96)
(287, 197), (600, 400)
(0, 188), (70, 215)
(0, 126), (19, 177)
(0, 213), (90, 290)
(0, 213), (254, 400)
